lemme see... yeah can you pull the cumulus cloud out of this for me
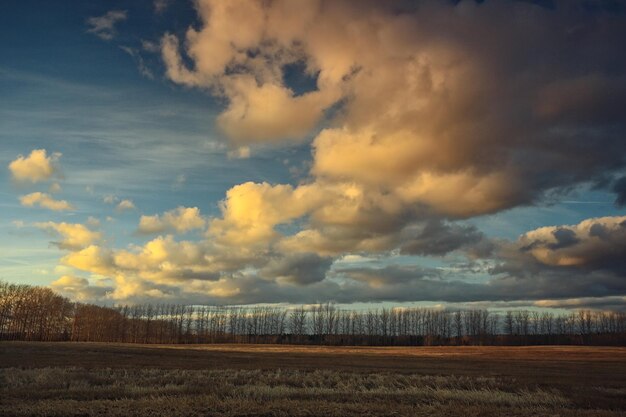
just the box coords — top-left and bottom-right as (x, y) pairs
(508, 216), (626, 271)
(138, 206), (206, 234)
(19, 192), (74, 211)
(157, 0), (626, 265)
(50, 275), (112, 302)
(35, 221), (102, 251)
(86, 10), (127, 40)
(62, 245), (115, 276)
(159, 1), (339, 144)
(208, 182), (324, 247)
(8, 149), (60, 183)
(32, 1), (626, 308)
(116, 199), (136, 212)
(102, 194), (136, 212)
(41, 215), (624, 305)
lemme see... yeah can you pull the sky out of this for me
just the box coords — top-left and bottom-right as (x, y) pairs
(1, 0), (626, 311)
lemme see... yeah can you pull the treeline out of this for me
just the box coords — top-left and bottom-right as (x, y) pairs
(1, 281), (625, 346)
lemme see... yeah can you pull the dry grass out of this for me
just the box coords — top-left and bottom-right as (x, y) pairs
(0, 367), (576, 417)
(1, 342), (625, 416)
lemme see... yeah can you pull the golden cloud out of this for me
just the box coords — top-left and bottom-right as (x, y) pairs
(20, 192), (74, 211)
(9, 149), (60, 183)
(35, 221), (102, 250)
(138, 206), (206, 234)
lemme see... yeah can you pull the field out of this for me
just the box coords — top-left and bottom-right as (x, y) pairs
(1, 342), (625, 416)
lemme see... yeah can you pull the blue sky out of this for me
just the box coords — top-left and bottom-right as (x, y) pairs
(1, 0), (625, 311)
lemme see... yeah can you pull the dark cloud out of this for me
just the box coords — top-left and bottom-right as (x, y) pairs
(536, 75), (626, 126)
(400, 220), (486, 256)
(612, 176), (626, 207)
(260, 253), (333, 285)
(548, 228), (580, 250)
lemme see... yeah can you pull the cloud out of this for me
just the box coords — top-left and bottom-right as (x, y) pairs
(215, 76), (337, 144)
(86, 10), (127, 41)
(19, 192), (74, 211)
(49, 183), (62, 193)
(86, 217), (101, 227)
(340, 265), (441, 289)
(103, 195), (117, 204)
(227, 146), (251, 159)
(28, 1), (626, 308)
(50, 275), (112, 302)
(507, 216), (626, 271)
(532, 296), (626, 311)
(535, 74), (626, 126)
(58, 236), (227, 301)
(138, 206), (206, 234)
(159, 2), (339, 144)
(12, 220), (25, 228)
(208, 181), (324, 247)
(103, 195), (136, 212)
(116, 199), (136, 212)
(45, 215), (626, 306)
(35, 221), (102, 250)
(8, 149), (60, 183)
(153, 0), (171, 14)
(62, 245), (115, 276)
(120, 46), (155, 79)
(260, 253), (333, 285)
(156, 0), (626, 264)
(612, 176), (626, 207)
(399, 220), (487, 256)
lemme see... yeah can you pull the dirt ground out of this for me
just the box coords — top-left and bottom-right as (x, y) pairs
(1, 342), (625, 416)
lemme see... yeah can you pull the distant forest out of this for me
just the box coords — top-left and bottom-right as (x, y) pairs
(1, 280), (625, 346)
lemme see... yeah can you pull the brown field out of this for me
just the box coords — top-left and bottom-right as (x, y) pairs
(1, 342), (625, 416)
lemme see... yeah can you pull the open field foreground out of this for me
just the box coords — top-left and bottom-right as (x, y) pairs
(1, 343), (625, 417)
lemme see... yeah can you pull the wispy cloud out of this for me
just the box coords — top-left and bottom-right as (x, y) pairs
(119, 46), (154, 79)
(86, 10), (127, 41)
